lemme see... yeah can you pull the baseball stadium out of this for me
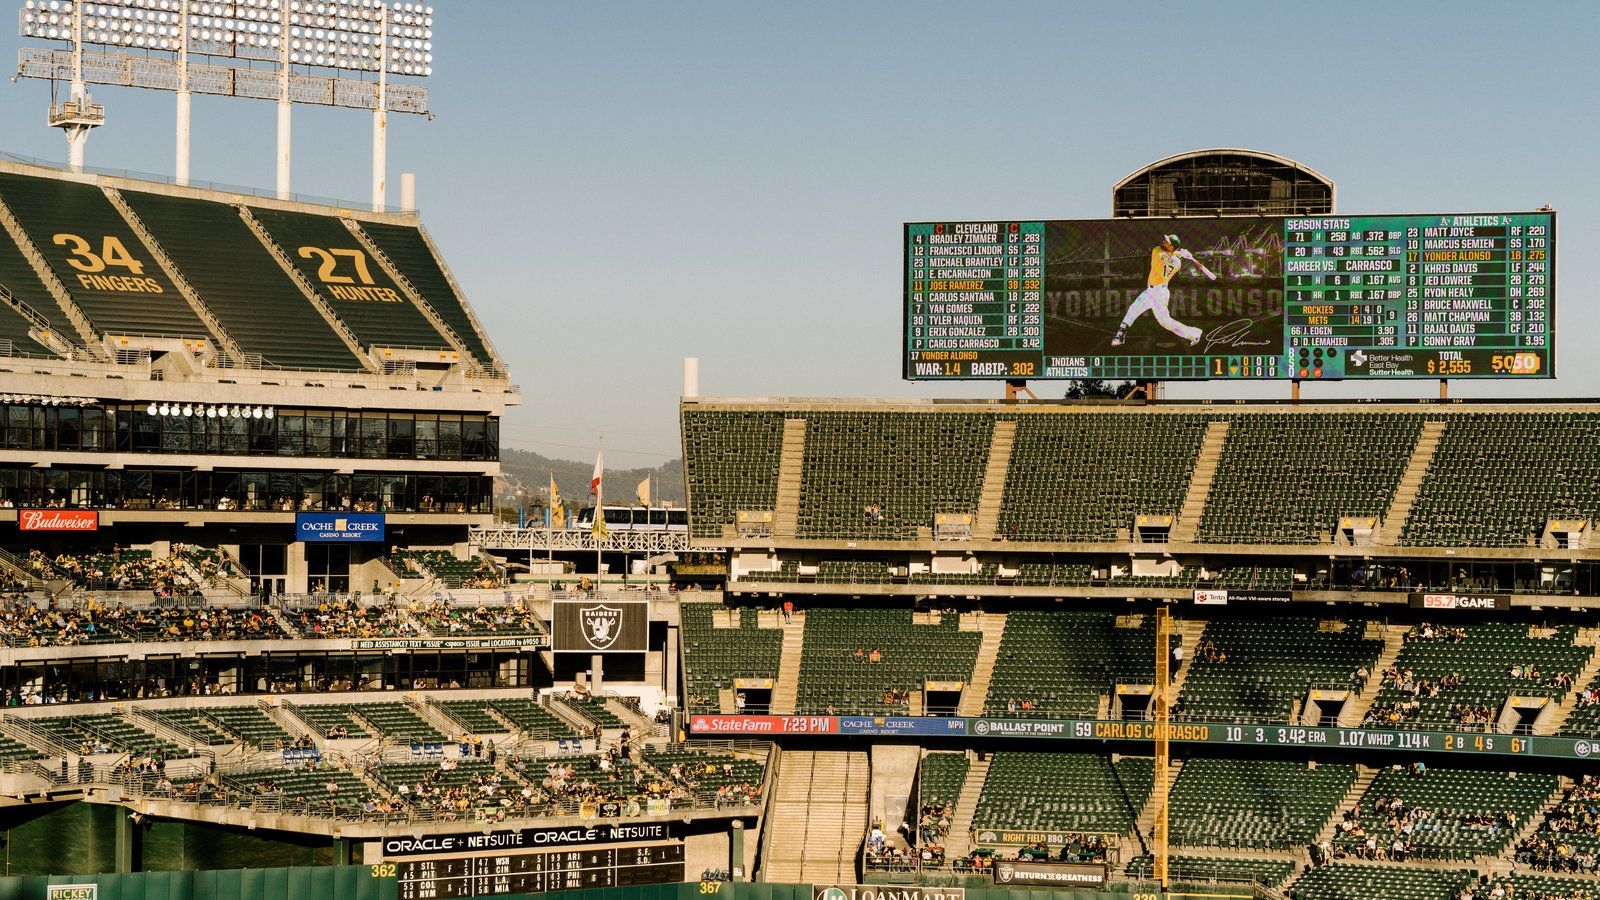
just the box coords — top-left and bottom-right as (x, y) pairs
(0, 7), (1595, 900)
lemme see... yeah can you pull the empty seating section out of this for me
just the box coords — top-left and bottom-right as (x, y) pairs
(142, 708), (232, 745)
(1207, 565), (1294, 590)
(1179, 618), (1381, 723)
(740, 560), (799, 583)
(820, 559), (892, 584)
(1123, 855), (1295, 887)
(247, 206), (450, 352)
(487, 699), (579, 740)
(119, 190), (362, 370)
(0, 733), (41, 761)
(1339, 767), (1555, 860)
(680, 604), (782, 714)
(35, 713), (185, 757)
(972, 753), (1146, 835)
(1199, 412), (1421, 543)
(205, 705), (296, 748)
(0, 174), (209, 338)
(1406, 412), (1600, 547)
(680, 410), (792, 538)
(564, 698), (625, 729)
(0, 300), (52, 357)
(917, 752), (969, 809)
(795, 608), (981, 715)
(1560, 703), (1600, 737)
(999, 413), (1208, 541)
(796, 411), (992, 540)
(0, 226), (75, 353)
(985, 611), (1166, 718)
(1168, 758), (1355, 849)
(354, 221), (494, 364)
(1371, 625), (1591, 730)
(436, 700), (507, 735)
(1287, 864), (1474, 900)
(351, 702), (447, 743)
(1014, 562), (1094, 587)
(288, 704), (371, 738)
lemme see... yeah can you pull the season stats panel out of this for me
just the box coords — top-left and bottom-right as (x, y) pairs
(903, 213), (1554, 381)
(1285, 212), (1553, 378)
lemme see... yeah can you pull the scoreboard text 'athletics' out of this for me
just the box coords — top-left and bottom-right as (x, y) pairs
(903, 212), (1554, 381)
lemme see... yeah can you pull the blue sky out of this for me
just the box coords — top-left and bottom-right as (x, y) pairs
(2, 1), (1596, 463)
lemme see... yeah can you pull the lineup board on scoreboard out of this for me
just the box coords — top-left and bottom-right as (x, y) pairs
(396, 843), (684, 898)
(903, 212), (1554, 381)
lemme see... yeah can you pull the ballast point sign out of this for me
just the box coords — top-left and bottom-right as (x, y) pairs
(296, 512), (384, 543)
(19, 509), (98, 531)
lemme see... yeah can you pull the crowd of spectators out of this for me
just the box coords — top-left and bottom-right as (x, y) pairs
(415, 600), (541, 636)
(26, 549), (200, 597)
(0, 598), (283, 647)
(1463, 880), (1597, 900)
(1515, 776), (1600, 874)
(286, 597), (419, 640)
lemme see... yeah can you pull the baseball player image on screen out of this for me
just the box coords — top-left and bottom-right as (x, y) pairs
(1110, 233), (1217, 347)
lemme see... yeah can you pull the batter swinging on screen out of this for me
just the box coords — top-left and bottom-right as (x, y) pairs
(1110, 233), (1216, 347)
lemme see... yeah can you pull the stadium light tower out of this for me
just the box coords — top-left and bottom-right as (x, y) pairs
(16, 0), (433, 210)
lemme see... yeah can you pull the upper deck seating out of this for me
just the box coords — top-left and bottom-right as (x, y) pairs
(998, 412), (1209, 541)
(0, 225), (75, 355)
(247, 206), (452, 352)
(682, 408), (788, 539)
(1198, 412), (1422, 544)
(795, 411), (993, 541)
(119, 190), (363, 370)
(0, 173), (208, 339)
(1404, 412), (1600, 547)
(354, 221), (495, 363)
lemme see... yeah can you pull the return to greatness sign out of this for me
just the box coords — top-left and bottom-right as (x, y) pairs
(993, 860), (1108, 888)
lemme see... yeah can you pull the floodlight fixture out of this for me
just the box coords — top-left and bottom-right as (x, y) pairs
(17, 0), (433, 208)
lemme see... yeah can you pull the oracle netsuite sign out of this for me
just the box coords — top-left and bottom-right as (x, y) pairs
(296, 512), (384, 542)
(19, 509), (98, 531)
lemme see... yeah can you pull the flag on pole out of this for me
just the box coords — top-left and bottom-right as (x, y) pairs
(591, 507), (609, 542)
(549, 473), (564, 528)
(636, 475), (651, 507)
(591, 448), (604, 497)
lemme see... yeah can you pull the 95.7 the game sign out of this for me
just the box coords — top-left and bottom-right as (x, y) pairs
(904, 211), (1554, 382)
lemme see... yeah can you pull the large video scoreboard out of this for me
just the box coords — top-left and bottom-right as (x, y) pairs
(904, 212), (1554, 381)
(395, 844), (684, 898)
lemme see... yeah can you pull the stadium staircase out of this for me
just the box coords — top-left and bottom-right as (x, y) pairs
(1171, 420), (1230, 543)
(970, 420), (1016, 540)
(944, 752), (989, 861)
(1544, 627), (1600, 734)
(0, 549), (47, 593)
(759, 748), (870, 883)
(0, 196), (105, 355)
(770, 609), (806, 714)
(1314, 765), (1378, 846)
(956, 612), (1007, 716)
(761, 749), (813, 883)
(1169, 618), (1208, 698)
(1338, 623), (1406, 727)
(1133, 757), (1182, 852)
(237, 207), (377, 374)
(771, 419), (807, 540)
(1375, 420), (1446, 545)
(103, 187), (248, 364)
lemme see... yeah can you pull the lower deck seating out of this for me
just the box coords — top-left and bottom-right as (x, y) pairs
(1337, 766), (1556, 860)
(1180, 617), (1380, 723)
(985, 611), (1168, 718)
(680, 603), (783, 714)
(1287, 863), (1475, 900)
(795, 608), (981, 715)
(918, 752), (970, 810)
(972, 752), (1147, 836)
(1169, 758), (1355, 850)
(487, 699), (579, 740)
(1123, 854), (1295, 888)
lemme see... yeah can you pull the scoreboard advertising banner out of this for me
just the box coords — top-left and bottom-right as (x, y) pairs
(904, 212), (1554, 382)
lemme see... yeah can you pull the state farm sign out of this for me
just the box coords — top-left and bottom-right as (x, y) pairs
(19, 509), (98, 531)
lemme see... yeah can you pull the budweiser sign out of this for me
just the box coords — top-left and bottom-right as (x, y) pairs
(19, 509), (98, 531)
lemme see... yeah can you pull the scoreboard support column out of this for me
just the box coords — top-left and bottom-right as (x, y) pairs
(1004, 380), (1037, 401)
(1439, 379), (1449, 400)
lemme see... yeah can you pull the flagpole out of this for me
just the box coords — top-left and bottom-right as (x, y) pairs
(594, 437), (604, 587)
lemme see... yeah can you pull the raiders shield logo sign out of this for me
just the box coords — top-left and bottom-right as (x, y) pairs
(580, 605), (623, 650)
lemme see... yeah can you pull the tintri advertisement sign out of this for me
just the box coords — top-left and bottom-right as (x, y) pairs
(296, 512), (384, 542)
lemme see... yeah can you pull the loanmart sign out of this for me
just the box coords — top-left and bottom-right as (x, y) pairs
(687, 714), (1595, 760)
(814, 886), (964, 900)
